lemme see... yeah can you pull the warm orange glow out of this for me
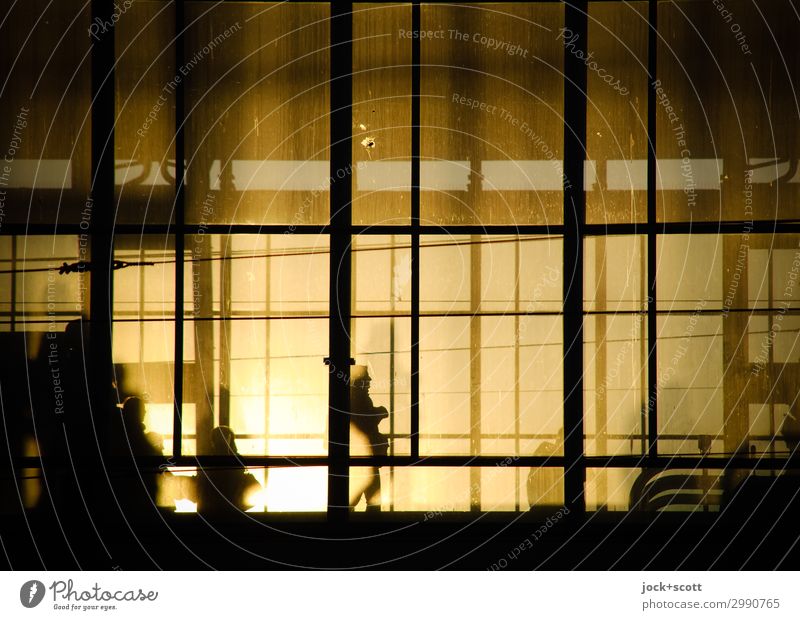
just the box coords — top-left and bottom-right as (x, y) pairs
(264, 468), (327, 512)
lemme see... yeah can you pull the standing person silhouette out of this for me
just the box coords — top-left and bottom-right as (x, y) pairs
(348, 366), (389, 511)
(109, 397), (163, 516)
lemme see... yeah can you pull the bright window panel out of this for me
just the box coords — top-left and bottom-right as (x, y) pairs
(13, 236), (85, 323)
(421, 235), (562, 314)
(657, 315), (724, 456)
(586, 2), (648, 224)
(184, 2), (330, 224)
(115, 0), (175, 225)
(585, 235), (646, 312)
(656, 1), (800, 222)
(352, 3), (412, 225)
(584, 315), (647, 456)
(114, 235), (175, 319)
(658, 234), (800, 312)
(371, 467), (563, 513)
(353, 235), (412, 315)
(657, 234), (723, 311)
(420, 316), (562, 457)
(0, 0), (91, 224)
(352, 235), (412, 458)
(181, 233), (328, 456)
(421, 3), (564, 225)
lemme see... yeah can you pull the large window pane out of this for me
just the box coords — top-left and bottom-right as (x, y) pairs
(657, 234), (800, 312)
(657, 1), (800, 222)
(183, 234), (328, 457)
(421, 3), (564, 225)
(375, 467), (563, 513)
(584, 315), (647, 456)
(657, 314), (723, 456)
(585, 235), (646, 312)
(421, 235), (562, 314)
(586, 1), (648, 224)
(10, 236), (85, 325)
(420, 235), (563, 458)
(584, 236), (647, 456)
(112, 235), (175, 462)
(185, 2), (330, 224)
(656, 233), (800, 457)
(352, 3), (412, 225)
(0, 1), (91, 224)
(352, 235), (412, 457)
(115, 0), (175, 225)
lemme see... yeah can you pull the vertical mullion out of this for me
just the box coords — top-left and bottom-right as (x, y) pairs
(562, 0), (587, 515)
(90, 0), (115, 457)
(389, 236), (396, 510)
(647, 0), (658, 459)
(469, 238), (481, 511)
(328, 1), (353, 519)
(514, 240), (520, 510)
(640, 236), (648, 456)
(219, 236), (232, 427)
(139, 247), (146, 368)
(263, 236), (271, 463)
(173, 0), (185, 459)
(10, 239), (16, 332)
(410, 1), (421, 460)
(594, 237), (607, 505)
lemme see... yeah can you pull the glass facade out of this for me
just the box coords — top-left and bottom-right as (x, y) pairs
(2, 1), (800, 520)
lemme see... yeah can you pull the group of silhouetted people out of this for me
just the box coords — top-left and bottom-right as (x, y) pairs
(110, 398), (263, 515)
(2, 318), (394, 519)
(108, 364), (393, 514)
(0, 318), (265, 518)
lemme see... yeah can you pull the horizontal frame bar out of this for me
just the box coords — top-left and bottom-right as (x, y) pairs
(11, 455), (800, 470)
(5, 221), (800, 237)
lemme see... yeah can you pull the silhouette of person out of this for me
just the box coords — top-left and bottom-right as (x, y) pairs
(196, 426), (261, 515)
(348, 365), (389, 511)
(109, 396), (162, 515)
(527, 429), (564, 509)
(0, 332), (33, 517)
(780, 408), (800, 454)
(31, 320), (98, 517)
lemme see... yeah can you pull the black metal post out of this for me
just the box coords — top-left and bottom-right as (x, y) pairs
(410, 0), (421, 460)
(647, 0), (659, 459)
(562, 0), (588, 515)
(89, 0), (116, 457)
(173, 0), (185, 459)
(328, 1), (354, 519)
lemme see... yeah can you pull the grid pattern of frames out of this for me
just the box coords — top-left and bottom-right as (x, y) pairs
(4, 0), (800, 517)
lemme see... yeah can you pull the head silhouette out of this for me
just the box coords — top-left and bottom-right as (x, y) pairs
(120, 397), (146, 430)
(350, 365), (371, 391)
(211, 426), (238, 455)
(63, 319), (90, 361)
